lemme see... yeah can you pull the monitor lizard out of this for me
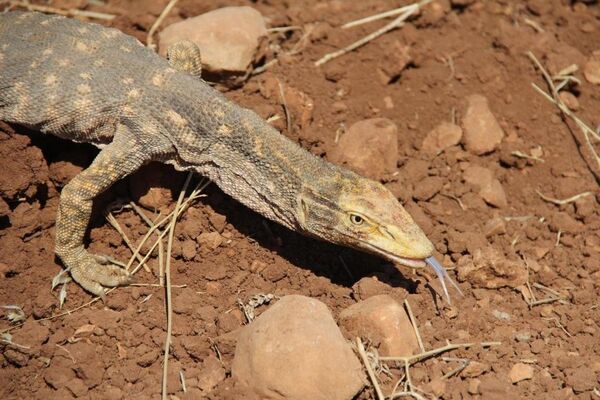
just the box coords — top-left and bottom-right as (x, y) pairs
(0, 11), (461, 301)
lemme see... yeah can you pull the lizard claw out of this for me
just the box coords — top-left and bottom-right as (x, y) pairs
(67, 251), (131, 297)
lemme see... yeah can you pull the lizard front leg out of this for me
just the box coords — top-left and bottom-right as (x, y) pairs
(55, 124), (168, 296)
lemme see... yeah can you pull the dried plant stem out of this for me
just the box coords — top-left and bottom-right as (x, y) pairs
(536, 190), (593, 205)
(404, 299), (425, 353)
(147, 0), (179, 50)
(162, 172), (192, 400)
(342, 3), (425, 29)
(356, 338), (385, 400)
(380, 341), (501, 365)
(8, 1), (116, 20)
(315, 0), (431, 66)
(105, 212), (150, 272)
(527, 51), (600, 182)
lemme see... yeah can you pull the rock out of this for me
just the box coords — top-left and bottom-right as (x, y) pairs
(583, 51), (600, 84)
(462, 361), (490, 378)
(197, 232), (224, 250)
(129, 163), (185, 211)
(329, 118), (398, 180)
(377, 41), (412, 84)
(351, 276), (391, 300)
(463, 165), (507, 208)
(412, 176), (443, 201)
(457, 247), (527, 289)
(468, 378), (481, 395)
(509, 363), (534, 383)
(339, 295), (419, 357)
(232, 295), (364, 400)
(461, 94), (505, 155)
(564, 365), (597, 393)
(197, 355), (227, 392)
(181, 240), (197, 261)
(558, 91), (579, 111)
(483, 217), (506, 237)
(159, 7), (267, 86)
(421, 122), (463, 155)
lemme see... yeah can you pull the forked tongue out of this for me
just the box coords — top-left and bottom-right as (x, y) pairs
(425, 256), (464, 304)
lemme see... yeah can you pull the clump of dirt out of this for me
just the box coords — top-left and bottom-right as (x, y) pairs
(1, 1), (599, 399)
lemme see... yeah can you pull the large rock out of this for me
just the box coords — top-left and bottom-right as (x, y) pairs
(159, 7), (266, 85)
(329, 118), (398, 180)
(461, 95), (505, 155)
(339, 295), (419, 357)
(421, 122), (463, 155)
(232, 295), (364, 400)
(463, 165), (507, 208)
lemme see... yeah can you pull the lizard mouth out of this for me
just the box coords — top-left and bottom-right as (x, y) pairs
(362, 242), (427, 269)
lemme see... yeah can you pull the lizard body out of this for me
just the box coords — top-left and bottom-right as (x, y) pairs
(0, 12), (455, 299)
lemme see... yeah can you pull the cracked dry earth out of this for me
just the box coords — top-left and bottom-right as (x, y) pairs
(1, 0), (599, 399)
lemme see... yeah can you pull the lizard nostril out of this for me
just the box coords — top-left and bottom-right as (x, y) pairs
(379, 226), (396, 241)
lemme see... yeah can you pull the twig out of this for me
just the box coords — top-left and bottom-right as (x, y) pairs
(380, 341), (501, 365)
(277, 79), (292, 134)
(9, 1), (116, 20)
(342, 3), (423, 29)
(356, 338), (385, 400)
(105, 212), (150, 272)
(267, 26), (302, 33)
(404, 300), (425, 353)
(130, 202), (166, 285)
(523, 17), (544, 33)
(162, 172), (192, 400)
(389, 391), (427, 400)
(338, 256), (355, 281)
(314, 0), (431, 66)
(147, 0), (179, 50)
(528, 51), (600, 182)
(536, 190), (593, 205)
(511, 150), (545, 162)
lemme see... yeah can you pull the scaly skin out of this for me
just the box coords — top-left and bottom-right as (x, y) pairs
(0, 12), (447, 298)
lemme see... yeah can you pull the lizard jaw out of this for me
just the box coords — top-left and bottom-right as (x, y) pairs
(361, 242), (428, 269)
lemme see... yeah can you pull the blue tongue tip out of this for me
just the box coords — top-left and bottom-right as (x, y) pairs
(425, 256), (464, 304)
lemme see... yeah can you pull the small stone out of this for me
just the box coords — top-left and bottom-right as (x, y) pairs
(468, 378), (481, 395)
(232, 295), (364, 400)
(159, 7), (267, 86)
(208, 213), (227, 233)
(462, 361), (490, 378)
(351, 276), (391, 300)
(339, 295), (420, 357)
(197, 355), (226, 392)
(484, 217), (506, 237)
(383, 96), (394, 109)
(181, 240), (197, 261)
(412, 176), (443, 201)
(329, 118), (398, 180)
(558, 91), (579, 111)
(428, 378), (446, 397)
(463, 165), (507, 208)
(421, 122), (463, 155)
(197, 232), (223, 250)
(583, 51), (600, 84)
(564, 366), (597, 393)
(457, 247), (527, 289)
(129, 163), (185, 211)
(492, 309), (511, 320)
(461, 94), (505, 155)
(509, 363), (534, 383)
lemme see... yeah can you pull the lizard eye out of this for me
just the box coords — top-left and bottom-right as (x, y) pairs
(350, 214), (364, 225)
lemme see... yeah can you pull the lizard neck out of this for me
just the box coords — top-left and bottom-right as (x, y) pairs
(185, 103), (337, 230)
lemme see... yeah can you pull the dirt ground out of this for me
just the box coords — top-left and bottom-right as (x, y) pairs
(1, 0), (599, 399)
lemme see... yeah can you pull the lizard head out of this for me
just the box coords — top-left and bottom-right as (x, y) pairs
(296, 170), (434, 269)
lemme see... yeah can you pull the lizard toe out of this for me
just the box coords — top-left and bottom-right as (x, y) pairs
(69, 252), (131, 295)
